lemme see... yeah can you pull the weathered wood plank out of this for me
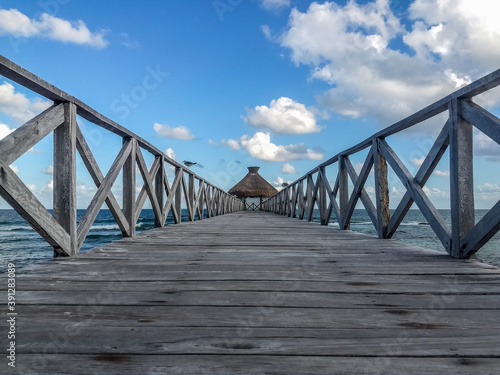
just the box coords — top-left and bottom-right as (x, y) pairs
(449, 99), (475, 258)
(0, 103), (64, 165)
(7, 211), (500, 374)
(52, 102), (77, 256)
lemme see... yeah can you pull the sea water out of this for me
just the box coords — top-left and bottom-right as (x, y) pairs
(0, 209), (499, 270)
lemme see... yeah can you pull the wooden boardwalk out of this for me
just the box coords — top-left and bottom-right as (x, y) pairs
(8, 211), (500, 374)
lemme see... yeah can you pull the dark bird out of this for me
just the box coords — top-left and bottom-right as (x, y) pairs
(281, 182), (289, 187)
(183, 160), (197, 167)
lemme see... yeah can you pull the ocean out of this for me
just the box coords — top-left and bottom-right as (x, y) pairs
(0, 209), (499, 270)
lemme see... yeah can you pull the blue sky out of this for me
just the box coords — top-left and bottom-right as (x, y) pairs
(1, 0), (500, 210)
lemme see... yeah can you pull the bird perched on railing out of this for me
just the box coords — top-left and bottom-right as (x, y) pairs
(183, 160), (197, 167)
(281, 182), (289, 187)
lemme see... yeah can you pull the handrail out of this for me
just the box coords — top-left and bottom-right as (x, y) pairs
(0, 54), (244, 257)
(262, 68), (500, 259)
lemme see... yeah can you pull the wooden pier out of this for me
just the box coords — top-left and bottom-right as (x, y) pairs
(9, 211), (500, 374)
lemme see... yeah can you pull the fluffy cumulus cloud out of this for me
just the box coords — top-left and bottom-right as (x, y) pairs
(274, 0), (500, 128)
(243, 97), (321, 134)
(0, 8), (108, 48)
(0, 81), (51, 123)
(226, 131), (323, 162)
(281, 162), (297, 174)
(153, 123), (196, 140)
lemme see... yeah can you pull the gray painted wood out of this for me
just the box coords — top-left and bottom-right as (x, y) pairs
(154, 156), (165, 227)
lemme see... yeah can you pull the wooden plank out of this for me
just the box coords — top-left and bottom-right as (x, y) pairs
(76, 138), (133, 248)
(449, 99), (475, 258)
(154, 156), (165, 227)
(12, 354), (500, 375)
(461, 100), (500, 146)
(52, 102), (77, 256)
(0, 160), (71, 253)
(373, 138), (390, 238)
(0, 103), (64, 165)
(10, 211), (500, 374)
(460, 199), (500, 257)
(122, 138), (137, 237)
(76, 124), (130, 236)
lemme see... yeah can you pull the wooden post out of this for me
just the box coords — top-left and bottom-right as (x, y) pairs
(53, 102), (77, 256)
(306, 175), (314, 221)
(188, 173), (195, 221)
(374, 138), (390, 238)
(123, 137), (137, 237)
(154, 155), (165, 227)
(174, 168), (182, 223)
(339, 156), (350, 230)
(319, 167), (328, 225)
(449, 99), (475, 258)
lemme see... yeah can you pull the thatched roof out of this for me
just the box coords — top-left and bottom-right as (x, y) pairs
(228, 167), (278, 198)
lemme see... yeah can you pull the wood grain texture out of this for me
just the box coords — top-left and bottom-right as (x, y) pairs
(10, 211), (500, 374)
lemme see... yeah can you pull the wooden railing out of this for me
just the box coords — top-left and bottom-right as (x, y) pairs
(262, 69), (500, 259)
(0, 55), (243, 257)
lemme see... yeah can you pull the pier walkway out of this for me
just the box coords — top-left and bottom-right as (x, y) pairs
(11, 211), (500, 374)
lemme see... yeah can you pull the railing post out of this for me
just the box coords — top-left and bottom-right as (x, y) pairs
(339, 155), (350, 230)
(188, 174), (195, 221)
(319, 167), (328, 225)
(306, 175), (314, 221)
(174, 167), (182, 223)
(449, 98), (475, 258)
(123, 137), (137, 237)
(53, 101), (77, 256)
(374, 138), (390, 238)
(154, 155), (165, 228)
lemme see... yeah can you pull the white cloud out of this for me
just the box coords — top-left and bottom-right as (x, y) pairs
(411, 156), (425, 167)
(0, 123), (14, 139)
(475, 183), (500, 204)
(475, 131), (500, 162)
(434, 170), (450, 177)
(281, 163), (297, 174)
(243, 97), (322, 134)
(153, 123), (196, 140)
(260, 0), (291, 12)
(9, 164), (18, 174)
(0, 9), (108, 48)
(165, 147), (176, 161)
(221, 138), (241, 150)
(0, 81), (51, 123)
(42, 165), (53, 175)
(274, 0), (500, 129)
(272, 176), (293, 189)
(235, 131), (323, 162)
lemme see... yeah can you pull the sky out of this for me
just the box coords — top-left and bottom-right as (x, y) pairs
(1, 0), (500, 211)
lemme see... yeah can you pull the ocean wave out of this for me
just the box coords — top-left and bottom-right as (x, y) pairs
(1, 225), (32, 232)
(90, 224), (120, 231)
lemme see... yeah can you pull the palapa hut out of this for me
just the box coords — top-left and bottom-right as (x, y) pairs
(228, 167), (278, 210)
